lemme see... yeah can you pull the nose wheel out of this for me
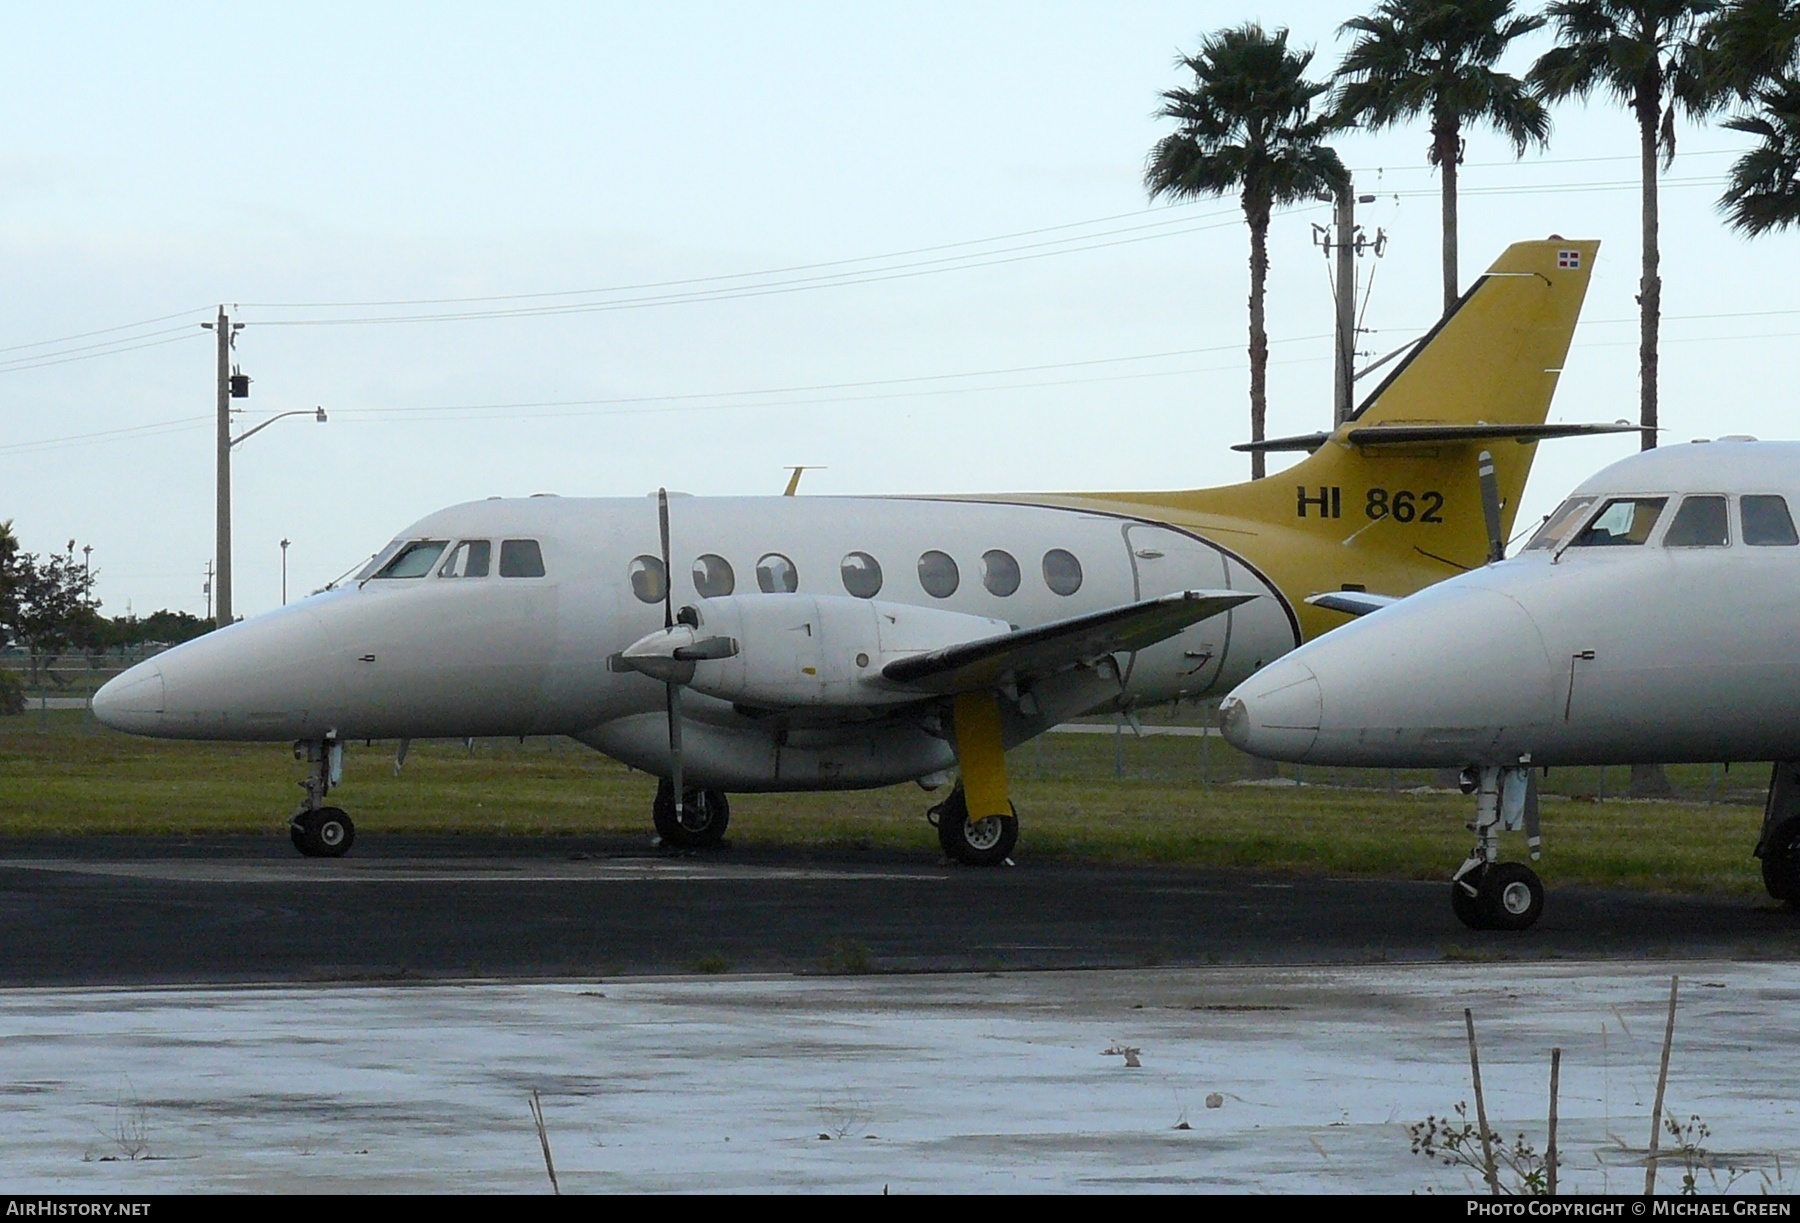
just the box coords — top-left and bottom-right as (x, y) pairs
(1449, 765), (1546, 931)
(291, 806), (356, 858)
(1451, 861), (1545, 931)
(289, 736), (356, 859)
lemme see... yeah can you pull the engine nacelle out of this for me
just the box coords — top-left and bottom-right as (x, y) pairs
(629, 594), (1009, 708)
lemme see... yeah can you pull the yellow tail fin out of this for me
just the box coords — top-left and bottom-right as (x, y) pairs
(1069, 237), (1599, 639)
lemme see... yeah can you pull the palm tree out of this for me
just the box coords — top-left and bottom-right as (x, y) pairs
(1146, 24), (1346, 479)
(1530, 1), (1722, 457)
(1704, 2), (1800, 232)
(1333, 0), (1551, 316)
(1533, 3), (1721, 802)
(1720, 76), (1800, 231)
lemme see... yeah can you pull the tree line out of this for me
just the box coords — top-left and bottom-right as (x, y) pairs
(0, 520), (213, 714)
(1147, 0), (1800, 470)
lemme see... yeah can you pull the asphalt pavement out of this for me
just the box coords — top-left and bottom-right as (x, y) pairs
(3, 834), (1796, 986)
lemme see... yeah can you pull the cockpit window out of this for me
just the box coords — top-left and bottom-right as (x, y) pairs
(1663, 496), (1729, 548)
(355, 539), (408, 581)
(373, 539), (449, 578)
(499, 539), (546, 578)
(1743, 495), (1799, 546)
(1570, 497), (1667, 548)
(438, 539), (492, 578)
(1523, 497), (1597, 551)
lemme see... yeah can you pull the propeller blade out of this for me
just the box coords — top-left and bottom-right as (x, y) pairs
(1477, 450), (1505, 564)
(667, 680), (684, 822)
(657, 487), (674, 630)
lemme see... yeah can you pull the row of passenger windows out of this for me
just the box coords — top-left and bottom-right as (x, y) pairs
(372, 538), (548, 579)
(1526, 494), (1799, 551)
(629, 547), (1086, 604)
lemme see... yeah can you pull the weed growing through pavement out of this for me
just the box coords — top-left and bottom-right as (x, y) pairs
(1409, 1102), (1552, 1195)
(815, 1090), (873, 1140)
(819, 937), (873, 975)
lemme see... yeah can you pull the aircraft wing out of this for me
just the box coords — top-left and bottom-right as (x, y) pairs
(1305, 590), (1401, 617)
(880, 590), (1254, 695)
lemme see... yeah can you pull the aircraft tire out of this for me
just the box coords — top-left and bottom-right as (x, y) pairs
(1760, 816), (1800, 902)
(653, 781), (729, 850)
(1450, 870), (1488, 931)
(932, 787), (1018, 867)
(1480, 862), (1544, 932)
(290, 806), (355, 859)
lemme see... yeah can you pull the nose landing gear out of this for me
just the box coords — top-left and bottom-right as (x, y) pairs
(290, 737), (355, 859)
(1450, 765), (1545, 931)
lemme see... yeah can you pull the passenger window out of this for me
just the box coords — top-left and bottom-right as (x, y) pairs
(1042, 548), (1082, 596)
(1743, 495), (1800, 546)
(1524, 497), (1597, 550)
(756, 553), (799, 593)
(499, 539), (545, 578)
(1570, 497), (1667, 548)
(629, 555), (667, 603)
(373, 539), (449, 579)
(840, 551), (882, 598)
(1663, 496), (1729, 548)
(692, 554), (734, 597)
(918, 550), (959, 599)
(438, 540), (492, 578)
(981, 549), (1020, 597)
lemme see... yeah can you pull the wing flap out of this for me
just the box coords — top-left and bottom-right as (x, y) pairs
(881, 589), (1254, 695)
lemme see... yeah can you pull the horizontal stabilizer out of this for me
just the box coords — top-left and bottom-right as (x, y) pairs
(1305, 590), (1401, 618)
(1234, 421), (1646, 455)
(881, 589), (1254, 694)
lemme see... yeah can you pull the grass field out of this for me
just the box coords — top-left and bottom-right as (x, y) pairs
(0, 708), (1775, 898)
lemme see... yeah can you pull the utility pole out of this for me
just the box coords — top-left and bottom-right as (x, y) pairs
(1333, 189), (1356, 428)
(1313, 181), (1385, 428)
(202, 308), (248, 626)
(203, 560), (214, 623)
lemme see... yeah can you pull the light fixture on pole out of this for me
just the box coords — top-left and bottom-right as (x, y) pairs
(280, 538), (291, 606)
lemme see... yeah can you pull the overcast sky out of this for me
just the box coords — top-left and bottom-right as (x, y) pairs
(2, 3), (1790, 618)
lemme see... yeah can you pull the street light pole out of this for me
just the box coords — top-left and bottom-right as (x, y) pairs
(280, 538), (290, 606)
(203, 307), (241, 626)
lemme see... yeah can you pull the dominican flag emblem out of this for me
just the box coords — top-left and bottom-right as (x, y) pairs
(1557, 249), (1581, 268)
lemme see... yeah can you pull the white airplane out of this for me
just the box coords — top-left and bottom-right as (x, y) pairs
(93, 238), (1614, 865)
(1220, 437), (1800, 931)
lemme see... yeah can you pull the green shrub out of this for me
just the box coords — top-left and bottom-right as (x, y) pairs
(0, 668), (23, 716)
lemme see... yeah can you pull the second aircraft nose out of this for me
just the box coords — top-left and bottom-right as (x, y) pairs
(92, 662), (165, 734)
(1219, 664), (1321, 761)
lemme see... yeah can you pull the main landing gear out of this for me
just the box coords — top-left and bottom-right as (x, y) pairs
(928, 785), (1019, 867)
(1450, 765), (1545, 931)
(1755, 762), (1800, 904)
(290, 737), (355, 859)
(653, 778), (730, 850)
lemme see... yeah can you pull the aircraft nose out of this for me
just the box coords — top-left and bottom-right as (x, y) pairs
(1219, 663), (1321, 761)
(92, 661), (165, 733)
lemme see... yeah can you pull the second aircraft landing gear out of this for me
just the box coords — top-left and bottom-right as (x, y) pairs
(290, 737), (355, 858)
(1450, 765), (1545, 931)
(1755, 762), (1800, 903)
(653, 779), (730, 850)
(928, 785), (1018, 867)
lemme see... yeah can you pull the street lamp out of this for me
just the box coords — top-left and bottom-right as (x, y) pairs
(280, 538), (290, 606)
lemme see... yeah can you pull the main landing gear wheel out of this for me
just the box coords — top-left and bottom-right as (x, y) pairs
(1761, 815), (1800, 903)
(290, 806), (355, 859)
(653, 780), (730, 850)
(1452, 862), (1544, 931)
(930, 786), (1018, 867)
